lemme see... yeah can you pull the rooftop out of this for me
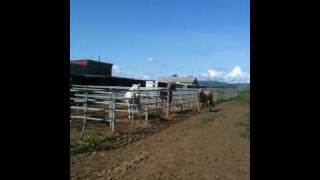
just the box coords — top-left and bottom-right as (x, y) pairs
(158, 76), (198, 84)
(70, 59), (113, 65)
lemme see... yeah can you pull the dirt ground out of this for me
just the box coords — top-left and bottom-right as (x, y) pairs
(70, 100), (250, 180)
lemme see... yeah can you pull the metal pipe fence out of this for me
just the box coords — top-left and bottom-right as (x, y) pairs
(70, 85), (242, 137)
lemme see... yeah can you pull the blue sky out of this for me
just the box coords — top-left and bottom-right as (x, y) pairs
(71, 0), (250, 83)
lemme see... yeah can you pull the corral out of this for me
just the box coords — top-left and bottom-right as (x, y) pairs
(70, 89), (250, 180)
(70, 85), (241, 140)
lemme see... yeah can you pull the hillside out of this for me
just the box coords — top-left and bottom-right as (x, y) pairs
(199, 81), (250, 90)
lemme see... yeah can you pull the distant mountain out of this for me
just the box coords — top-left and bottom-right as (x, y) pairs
(199, 81), (231, 87)
(232, 83), (250, 90)
(199, 81), (250, 90)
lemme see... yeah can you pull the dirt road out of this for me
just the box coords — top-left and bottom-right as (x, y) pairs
(70, 100), (250, 180)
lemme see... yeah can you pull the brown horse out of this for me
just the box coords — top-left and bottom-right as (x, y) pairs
(160, 84), (176, 115)
(198, 89), (215, 112)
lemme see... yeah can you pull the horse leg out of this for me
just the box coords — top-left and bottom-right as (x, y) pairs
(204, 101), (207, 112)
(200, 102), (204, 113)
(129, 104), (135, 127)
(202, 101), (205, 112)
(127, 101), (131, 120)
(201, 103), (203, 113)
(206, 100), (210, 112)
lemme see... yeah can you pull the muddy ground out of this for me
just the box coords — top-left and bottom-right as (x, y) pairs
(70, 100), (250, 180)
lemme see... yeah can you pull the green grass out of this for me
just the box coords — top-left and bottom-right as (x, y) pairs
(201, 114), (225, 124)
(70, 132), (116, 156)
(231, 90), (250, 139)
(209, 89), (250, 105)
(235, 112), (250, 139)
(230, 90), (250, 105)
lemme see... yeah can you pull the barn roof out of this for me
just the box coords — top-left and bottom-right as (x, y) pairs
(158, 76), (198, 84)
(70, 59), (113, 65)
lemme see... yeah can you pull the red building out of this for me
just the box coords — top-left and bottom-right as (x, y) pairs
(70, 59), (113, 76)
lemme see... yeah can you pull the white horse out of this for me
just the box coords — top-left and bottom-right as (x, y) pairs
(124, 84), (141, 120)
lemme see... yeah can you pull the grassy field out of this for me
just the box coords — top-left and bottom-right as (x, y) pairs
(230, 90), (250, 105)
(201, 113), (226, 124)
(200, 89), (250, 139)
(210, 88), (243, 104)
(235, 112), (250, 139)
(232, 90), (250, 139)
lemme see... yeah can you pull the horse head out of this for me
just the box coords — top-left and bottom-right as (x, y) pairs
(125, 84), (141, 99)
(129, 83), (141, 91)
(125, 84), (141, 119)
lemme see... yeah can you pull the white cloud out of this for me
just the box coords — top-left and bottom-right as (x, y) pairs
(208, 69), (224, 78)
(200, 66), (250, 83)
(225, 66), (242, 78)
(112, 65), (121, 74)
(147, 57), (156, 64)
(201, 69), (224, 78)
(225, 66), (250, 83)
(143, 75), (150, 79)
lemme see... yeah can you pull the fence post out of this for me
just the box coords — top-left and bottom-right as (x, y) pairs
(166, 88), (170, 118)
(179, 90), (183, 112)
(145, 91), (149, 122)
(196, 91), (200, 112)
(80, 91), (88, 138)
(191, 92), (193, 110)
(108, 92), (112, 127)
(155, 92), (158, 111)
(222, 88), (225, 101)
(131, 90), (135, 128)
(111, 91), (116, 132)
(195, 90), (198, 111)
